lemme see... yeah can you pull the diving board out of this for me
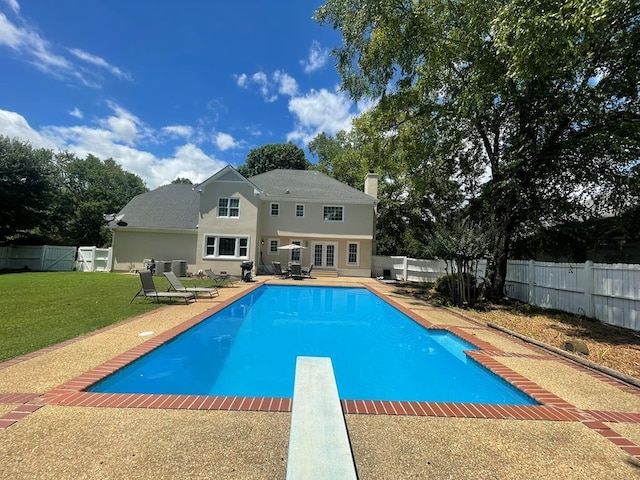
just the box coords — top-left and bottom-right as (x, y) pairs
(286, 356), (358, 480)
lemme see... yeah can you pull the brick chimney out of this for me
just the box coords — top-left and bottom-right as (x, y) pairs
(364, 170), (378, 199)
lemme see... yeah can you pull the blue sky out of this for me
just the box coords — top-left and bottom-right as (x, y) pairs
(0, 0), (368, 188)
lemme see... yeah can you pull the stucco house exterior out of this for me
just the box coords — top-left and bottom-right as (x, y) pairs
(110, 166), (379, 278)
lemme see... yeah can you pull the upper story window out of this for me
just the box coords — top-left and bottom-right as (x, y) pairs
(204, 235), (249, 259)
(323, 205), (344, 222)
(270, 203), (280, 216)
(218, 197), (240, 218)
(295, 204), (305, 218)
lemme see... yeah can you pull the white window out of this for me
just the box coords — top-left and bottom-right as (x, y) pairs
(268, 239), (279, 255)
(295, 204), (305, 218)
(218, 198), (240, 218)
(270, 203), (280, 216)
(204, 235), (249, 259)
(323, 205), (344, 222)
(347, 242), (359, 265)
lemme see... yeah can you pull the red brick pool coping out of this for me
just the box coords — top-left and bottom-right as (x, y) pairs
(2, 281), (639, 458)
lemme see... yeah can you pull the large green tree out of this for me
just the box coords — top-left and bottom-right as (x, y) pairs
(0, 136), (56, 244)
(51, 153), (147, 246)
(238, 142), (310, 177)
(316, 0), (640, 297)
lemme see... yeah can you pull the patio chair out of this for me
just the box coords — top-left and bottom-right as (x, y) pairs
(272, 262), (289, 278)
(131, 270), (195, 304)
(205, 268), (234, 286)
(289, 263), (304, 280)
(163, 271), (218, 298)
(302, 264), (314, 278)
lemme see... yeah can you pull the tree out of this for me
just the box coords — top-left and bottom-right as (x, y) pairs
(316, 0), (640, 298)
(51, 153), (147, 246)
(237, 142), (310, 177)
(0, 136), (55, 244)
(171, 177), (193, 185)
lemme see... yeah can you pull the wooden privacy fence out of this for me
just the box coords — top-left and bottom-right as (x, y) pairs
(372, 256), (640, 332)
(0, 245), (77, 271)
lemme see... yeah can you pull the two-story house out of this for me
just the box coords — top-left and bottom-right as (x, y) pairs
(109, 166), (379, 277)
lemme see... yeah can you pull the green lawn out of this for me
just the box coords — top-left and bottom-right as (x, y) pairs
(0, 271), (177, 363)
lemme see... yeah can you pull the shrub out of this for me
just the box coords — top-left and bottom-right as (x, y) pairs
(435, 272), (478, 306)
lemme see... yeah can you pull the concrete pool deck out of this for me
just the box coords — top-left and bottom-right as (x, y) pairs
(1, 276), (640, 479)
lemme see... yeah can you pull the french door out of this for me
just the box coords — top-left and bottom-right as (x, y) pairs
(311, 242), (338, 268)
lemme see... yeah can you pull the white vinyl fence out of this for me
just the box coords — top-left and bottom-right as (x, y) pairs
(0, 245), (77, 271)
(76, 246), (113, 272)
(372, 256), (640, 331)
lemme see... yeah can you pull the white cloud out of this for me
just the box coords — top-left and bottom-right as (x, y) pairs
(69, 107), (83, 119)
(286, 88), (357, 144)
(236, 69), (298, 102)
(274, 70), (298, 96)
(161, 125), (193, 139)
(0, 106), (228, 189)
(0, 7), (127, 86)
(301, 41), (329, 74)
(2, 0), (20, 14)
(68, 47), (130, 80)
(214, 132), (239, 151)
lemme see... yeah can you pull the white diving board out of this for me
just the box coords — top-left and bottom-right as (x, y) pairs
(286, 356), (358, 480)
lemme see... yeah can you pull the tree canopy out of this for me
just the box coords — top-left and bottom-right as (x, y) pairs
(0, 135), (147, 247)
(316, 0), (640, 296)
(237, 142), (310, 177)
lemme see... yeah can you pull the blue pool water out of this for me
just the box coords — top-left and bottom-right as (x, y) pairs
(89, 285), (536, 405)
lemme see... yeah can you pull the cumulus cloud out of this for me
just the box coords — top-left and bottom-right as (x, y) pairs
(0, 4), (128, 86)
(215, 132), (239, 151)
(0, 106), (227, 189)
(286, 88), (357, 144)
(69, 107), (83, 119)
(235, 69), (299, 102)
(301, 41), (329, 74)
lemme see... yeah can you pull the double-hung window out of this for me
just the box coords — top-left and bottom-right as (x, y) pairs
(204, 235), (249, 259)
(218, 197), (240, 218)
(323, 205), (344, 222)
(347, 242), (359, 265)
(270, 203), (280, 216)
(268, 239), (279, 255)
(295, 204), (305, 218)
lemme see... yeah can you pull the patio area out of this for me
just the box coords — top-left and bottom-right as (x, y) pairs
(1, 276), (639, 479)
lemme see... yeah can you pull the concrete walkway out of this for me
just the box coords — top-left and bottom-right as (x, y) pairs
(1, 276), (640, 479)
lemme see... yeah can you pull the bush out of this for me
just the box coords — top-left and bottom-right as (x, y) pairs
(434, 272), (478, 306)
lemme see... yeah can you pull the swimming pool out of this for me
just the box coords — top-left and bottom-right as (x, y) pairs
(88, 285), (536, 405)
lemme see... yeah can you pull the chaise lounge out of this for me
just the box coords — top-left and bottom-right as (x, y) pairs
(163, 271), (218, 298)
(131, 270), (196, 304)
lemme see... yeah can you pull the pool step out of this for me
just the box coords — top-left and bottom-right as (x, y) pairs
(286, 356), (357, 480)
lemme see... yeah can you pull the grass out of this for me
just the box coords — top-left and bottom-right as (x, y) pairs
(0, 271), (182, 363)
(392, 282), (640, 380)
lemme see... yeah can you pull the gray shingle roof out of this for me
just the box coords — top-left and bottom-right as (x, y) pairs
(115, 184), (198, 230)
(250, 169), (375, 203)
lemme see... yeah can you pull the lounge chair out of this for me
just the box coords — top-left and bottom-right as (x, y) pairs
(272, 262), (289, 278)
(163, 271), (218, 298)
(131, 270), (195, 304)
(302, 264), (314, 278)
(289, 263), (304, 280)
(205, 269), (234, 286)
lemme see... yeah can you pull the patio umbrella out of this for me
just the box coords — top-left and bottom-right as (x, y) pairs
(278, 243), (307, 250)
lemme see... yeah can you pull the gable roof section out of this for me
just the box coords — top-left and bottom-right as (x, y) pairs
(114, 184), (199, 231)
(249, 169), (377, 204)
(195, 164), (262, 194)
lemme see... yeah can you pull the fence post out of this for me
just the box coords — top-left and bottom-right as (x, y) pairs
(528, 259), (535, 304)
(584, 260), (594, 318)
(403, 256), (408, 281)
